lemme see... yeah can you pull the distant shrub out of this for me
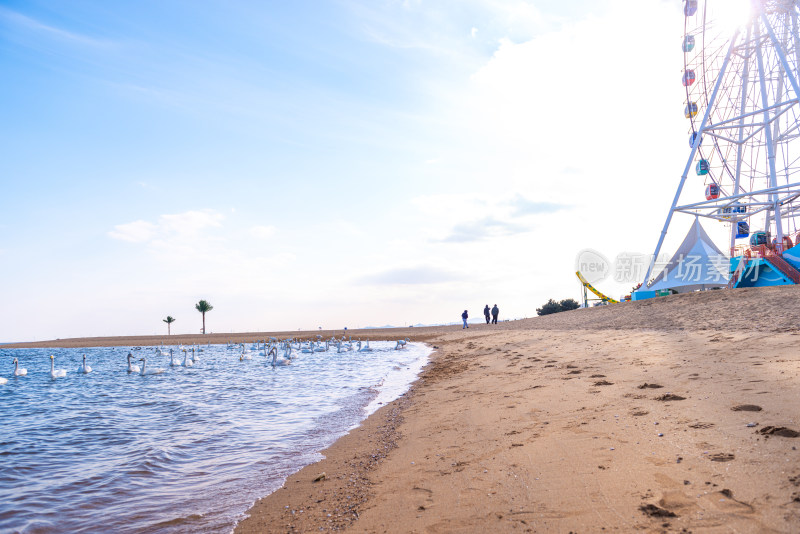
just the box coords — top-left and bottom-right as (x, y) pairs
(559, 298), (580, 311)
(536, 299), (563, 316)
(536, 298), (580, 316)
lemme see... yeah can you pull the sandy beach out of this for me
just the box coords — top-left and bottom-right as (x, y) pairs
(8, 285), (800, 532)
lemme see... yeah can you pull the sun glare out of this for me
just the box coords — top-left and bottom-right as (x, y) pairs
(714, 0), (754, 36)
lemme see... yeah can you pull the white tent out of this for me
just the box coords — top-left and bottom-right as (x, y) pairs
(646, 218), (729, 292)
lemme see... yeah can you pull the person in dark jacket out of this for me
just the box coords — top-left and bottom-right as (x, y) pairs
(491, 304), (499, 324)
(483, 304), (491, 324)
(461, 310), (469, 329)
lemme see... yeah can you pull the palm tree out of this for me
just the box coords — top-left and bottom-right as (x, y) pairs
(163, 316), (176, 335)
(195, 300), (214, 334)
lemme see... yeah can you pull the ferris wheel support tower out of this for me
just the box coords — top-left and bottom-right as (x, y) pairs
(640, 0), (800, 290)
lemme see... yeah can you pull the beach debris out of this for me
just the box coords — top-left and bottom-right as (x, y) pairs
(758, 426), (800, 438)
(656, 393), (686, 401)
(746, 422), (758, 427)
(658, 433), (664, 437)
(313, 472), (327, 482)
(639, 504), (677, 518)
(731, 404), (762, 412)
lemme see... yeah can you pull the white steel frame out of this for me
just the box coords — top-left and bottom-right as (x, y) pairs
(643, 0), (800, 285)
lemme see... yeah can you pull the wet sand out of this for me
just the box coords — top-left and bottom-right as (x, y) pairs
(8, 285), (800, 532)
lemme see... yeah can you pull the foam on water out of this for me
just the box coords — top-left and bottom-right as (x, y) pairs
(0, 341), (431, 533)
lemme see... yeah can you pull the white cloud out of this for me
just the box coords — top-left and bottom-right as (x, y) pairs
(358, 265), (461, 285)
(158, 210), (224, 236)
(0, 7), (115, 48)
(441, 217), (529, 243)
(250, 225), (277, 239)
(108, 220), (158, 243)
(108, 209), (225, 260)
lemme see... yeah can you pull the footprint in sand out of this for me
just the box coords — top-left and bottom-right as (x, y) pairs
(639, 504), (677, 518)
(732, 404), (762, 412)
(709, 452), (735, 462)
(631, 410), (649, 416)
(590, 374), (606, 378)
(656, 394), (686, 401)
(689, 422), (715, 429)
(758, 426), (800, 438)
(638, 383), (664, 389)
(593, 380), (614, 386)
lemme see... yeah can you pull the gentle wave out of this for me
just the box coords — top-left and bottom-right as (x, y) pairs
(0, 341), (430, 533)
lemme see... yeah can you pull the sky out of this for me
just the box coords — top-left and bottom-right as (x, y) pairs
(1, 0), (711, 341)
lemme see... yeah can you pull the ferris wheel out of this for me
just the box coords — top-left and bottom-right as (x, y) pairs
(643, 0), (800, 284)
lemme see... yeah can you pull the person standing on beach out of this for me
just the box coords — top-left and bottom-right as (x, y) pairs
(483, 304), (491, 324)
(491, 304), (499, 324)
(461, 310), (469, 329)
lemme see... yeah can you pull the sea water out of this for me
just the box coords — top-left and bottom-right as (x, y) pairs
(0, 341), (431, 533)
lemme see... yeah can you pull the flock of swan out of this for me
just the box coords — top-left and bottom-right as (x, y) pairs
(1, 337), (412, 382)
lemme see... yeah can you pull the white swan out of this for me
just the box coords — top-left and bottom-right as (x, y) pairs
(49, 355), (67, 379)
(0, 377), (6, 385)
(78, 354), (92, 374)
(395, 338), (410, 350)
(240, 347), (252, 361)
(358, 340), (373, 352)
(169, 349), (180, 367)
(13, 358), (27, 376)
(139, 357), (165, 375)
(127, 352), (141, 373)
(181, 350), (194, 368)
(269, 346), (290, 367)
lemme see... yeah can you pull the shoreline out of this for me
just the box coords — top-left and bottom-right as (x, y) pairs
(6, 285), (800, 531)
(237, 286), (800, 532)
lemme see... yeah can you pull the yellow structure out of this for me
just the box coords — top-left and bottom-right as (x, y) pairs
(575, 271), (619, 304)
